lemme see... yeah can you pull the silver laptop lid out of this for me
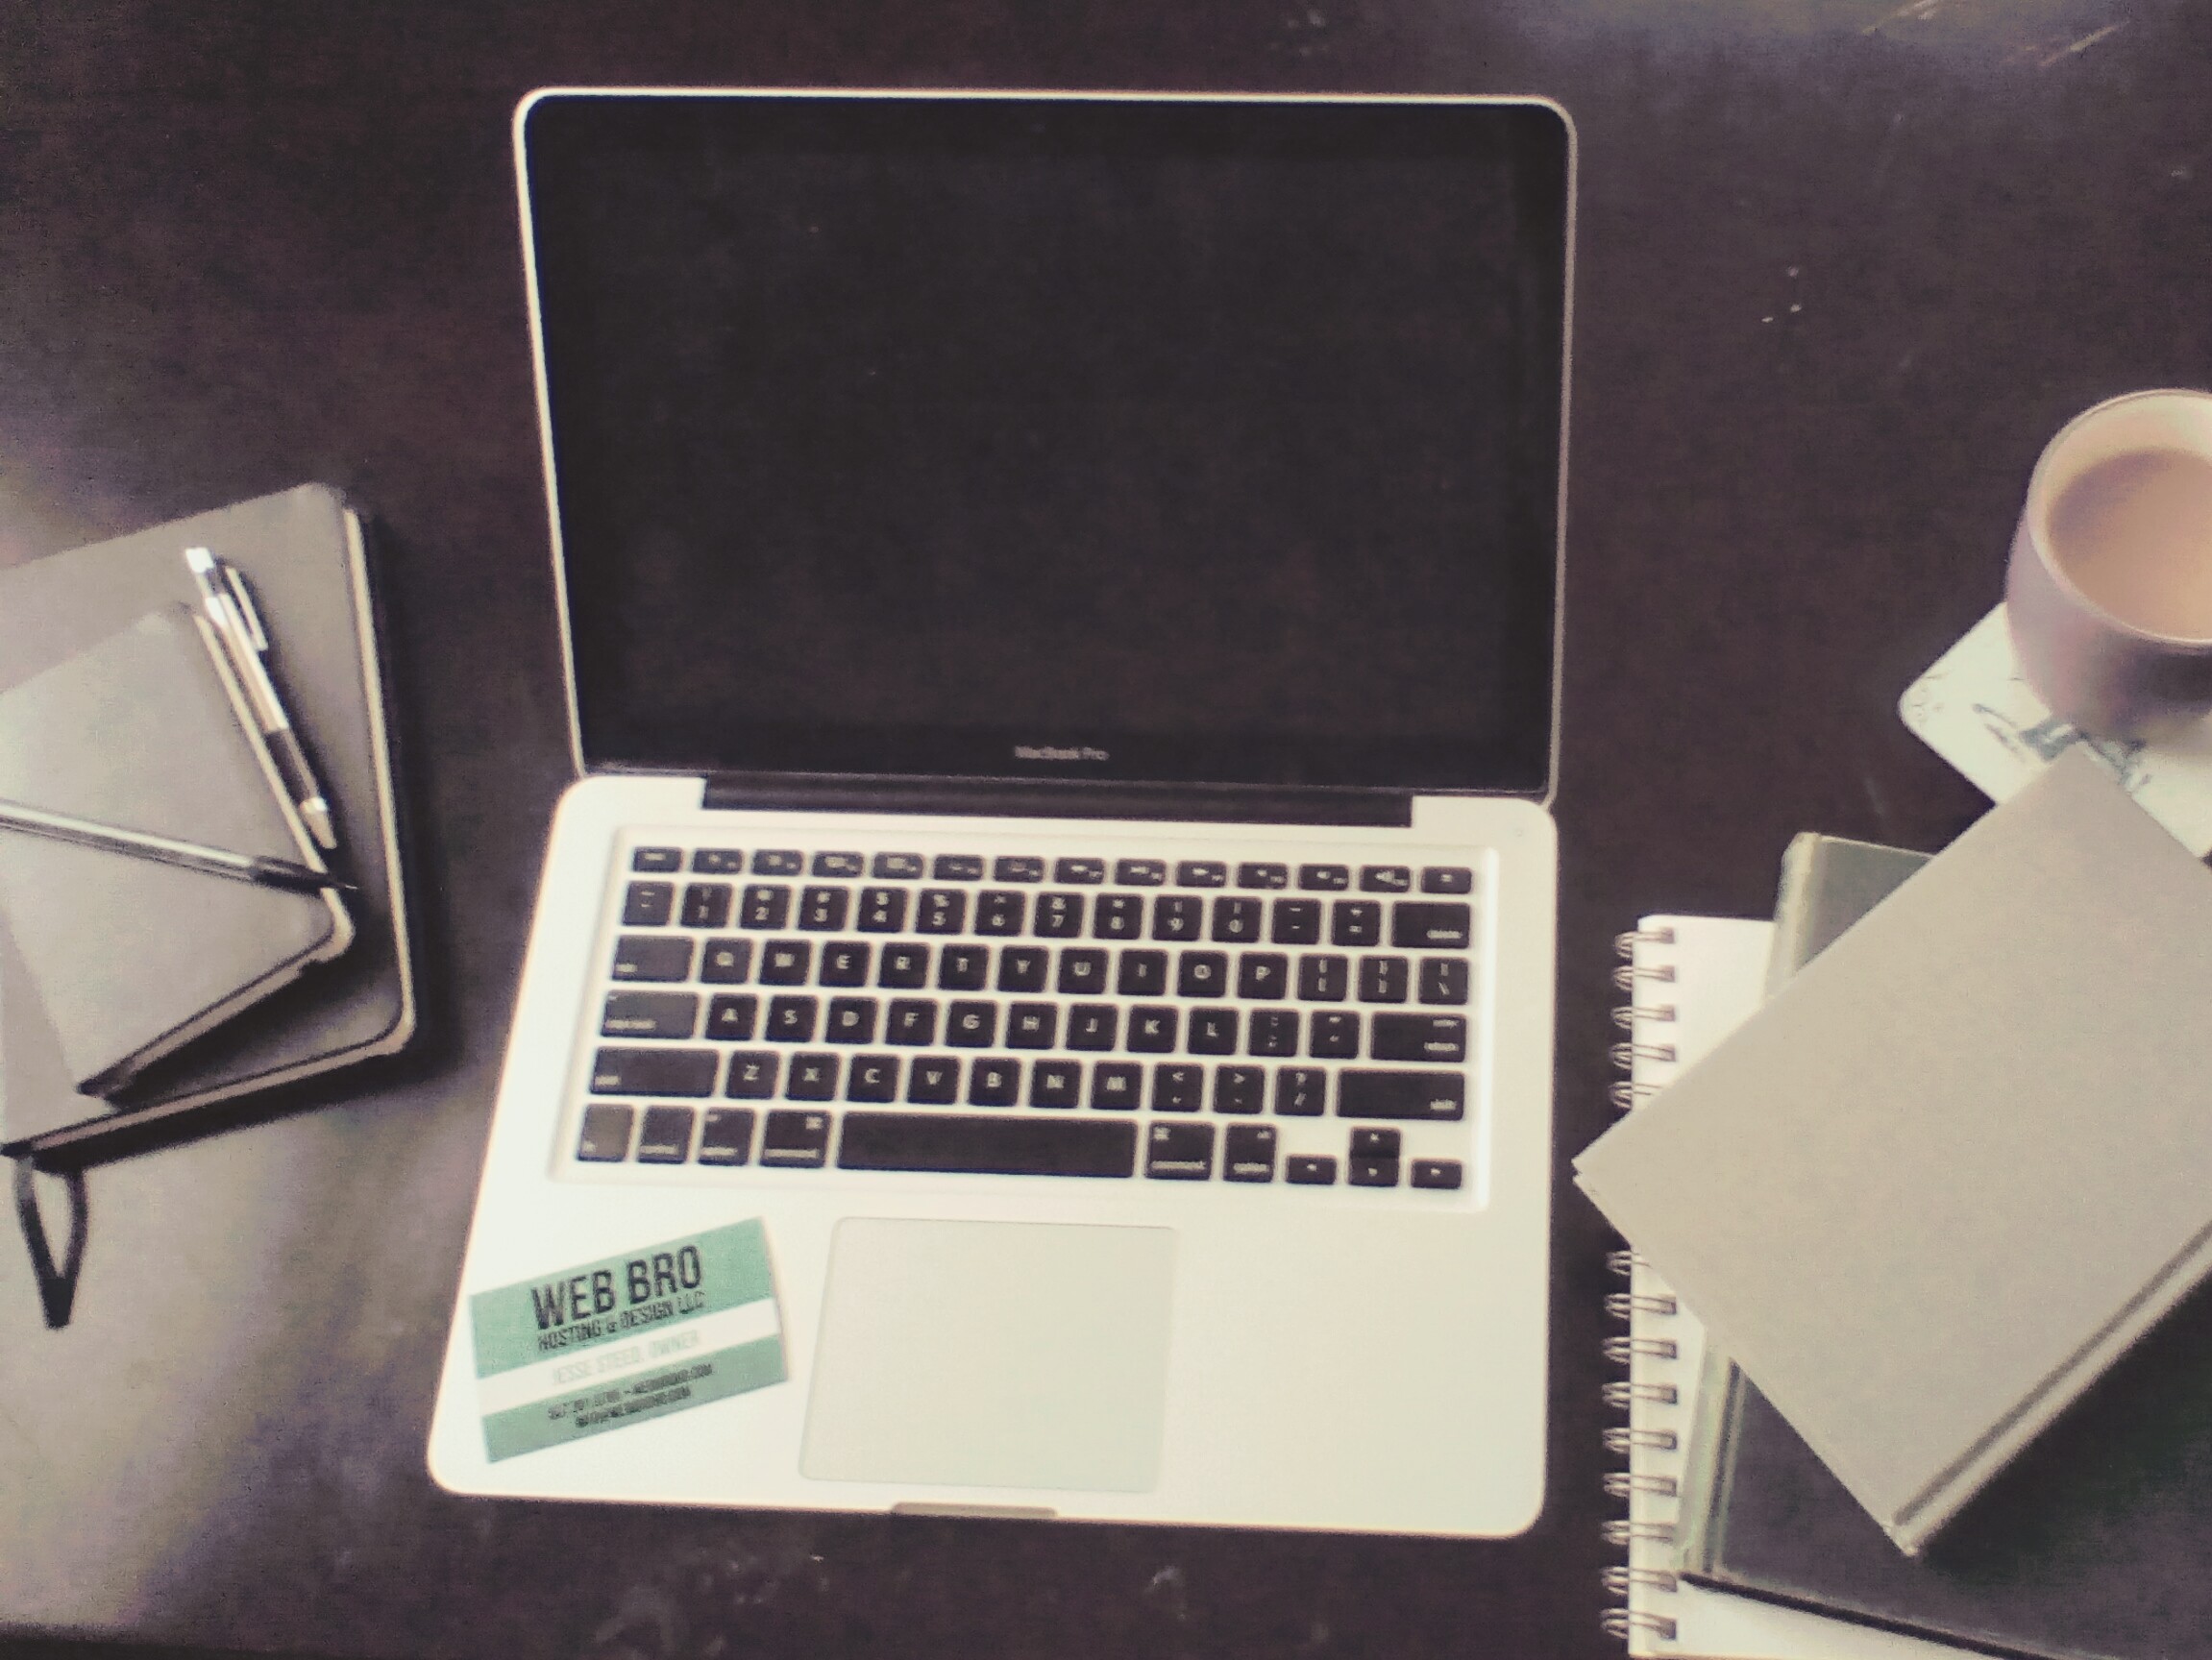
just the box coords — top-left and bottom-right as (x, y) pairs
(517, 90), (1572, 801)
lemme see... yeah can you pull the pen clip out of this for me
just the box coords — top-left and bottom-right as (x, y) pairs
(220, 563), (269, 653)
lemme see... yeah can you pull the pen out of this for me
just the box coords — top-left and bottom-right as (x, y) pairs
(183, 546), (338, 850)
(0, 797), (355, 894)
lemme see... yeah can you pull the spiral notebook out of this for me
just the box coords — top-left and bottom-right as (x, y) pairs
(1600, 914), (1966, 1660)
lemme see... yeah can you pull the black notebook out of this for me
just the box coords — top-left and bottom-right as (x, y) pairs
(1677, 832), (2212, 1660)
(0, 485), (415, 1156)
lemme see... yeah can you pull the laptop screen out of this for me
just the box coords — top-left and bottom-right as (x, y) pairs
(523, 94), (1569, 795)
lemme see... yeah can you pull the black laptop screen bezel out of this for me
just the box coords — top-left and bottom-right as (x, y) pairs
(522, 92), (1570, 798)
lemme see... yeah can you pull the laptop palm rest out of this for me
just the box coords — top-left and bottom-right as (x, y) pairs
(800, 1218), (1176, 1493)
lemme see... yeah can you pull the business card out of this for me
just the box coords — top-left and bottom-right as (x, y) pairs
(469, 1218), (785, 1461)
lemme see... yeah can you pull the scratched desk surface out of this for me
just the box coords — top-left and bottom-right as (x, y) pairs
(0, 2), (2199, 1657)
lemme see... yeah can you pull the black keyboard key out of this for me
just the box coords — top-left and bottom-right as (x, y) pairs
(1114, 858), (1166, 887)
(681, 882), (733, 929)
(1036, 891), (1086, 937)
(1350, 1158), (1400, 1188)
(699, 937), (751, 984)
(1412, 1159), (1464, 1190)
(1351, 1127), (1403, 1159)
(1238, 952), (1290, 1000)
(632, 846), (681, 873)
(592, 1047), (719, 1097)
(614, 934), (695, 983)
(1237, 862), (1289, 890)
(824, 997), (878, 1044)
(1030, 1060), (1083, 1109)
(879, 943), (930, 989)
(1068, 1004), (1118, 1050)
(1145, 1122), (1214, 1179)
(765, 996), (818, 1042)
(994, 855), (1045, 883)
(1333, 900), (1382, 947)
(839, 1113), (1137, 1178)
(946, 1001), (997, 1047)
(741, 885), (791, 929)
(938, 944), (990, 990)
(1117, 949), (1168, 996)
(1419, 958), (1471, 1005)
(918, 889), (968, 935)
(1392, 901), (1473, 950)
(997, 945), (1048, 992)
(1298, 955), (1349, 1001)
(873, 852), (924, 879)
(1359, 957), (1411, 1004)
(1176, 861), (1227, 889)
(1153, 894), (1202, 940)
(968, 1058), (1020, 1107)
(887, 1000), (938, 1045)
(578, 1104), (633, 1162)
(1287, 1154), (1337, 1185)
(1299, 864), (1350, 891)
(1249, 1009), (1300, 1057)
(1223, 1124), (1277, 1182)
(847, 1055), (899, 1103)
(1270, 899), (1321, 946)
(760, 940), (812, 986)
(1275, 1066), (1327, 1116)
(1361, 865), (1413, 893)
(857, 887), (909, 933)
(636, 1107), (696, 1163)
(693, 848), (746, 875)
(1152, 1063), (1204, 1112)
(1178, 950), (1229, 999)
(976, 891), (1026, 936)
(1128, 1006), (1179, 1053)
(1215, 1064), (1265, 1115)
(1212, 896), (1264, 943)
(1372, 1013), (1468, 1063)
(1092, 1062), (1142, 1110)
(933, 854), (985, 881)
(799, 887), (849, 931)
(703, 993), (759, 1041)
(813, 851), (865, 878)
(1189, 1008), (1239, 1054)
(725, 1051), (779, 1098)
(1421, 866), (1474, 894)
(1006, 1002), (1059, 1049)
(821, 942), (872, 987)
(760, 1109), (829, 1166)
(753, 850), (804, 876)
(698, 1107), (754, 1164)
(906, 1057), (961, 1105)
(1310, 1011), (1362, 1059)
(602, 991), (699, 1039)
(1058, 947), (1109, 995)
(624, 881), (675, 926)
(1053, 856), (1106, 885)
(1095, 894), (1144, 939)
(1338, 1069), (1467, 1121)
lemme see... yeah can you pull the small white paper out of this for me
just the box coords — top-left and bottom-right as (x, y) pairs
(1899, 604), (2212, 855)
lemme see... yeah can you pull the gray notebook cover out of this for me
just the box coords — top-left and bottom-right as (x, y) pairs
(1577, 749), (2212, 1555)
(0, 607), (349, 1089)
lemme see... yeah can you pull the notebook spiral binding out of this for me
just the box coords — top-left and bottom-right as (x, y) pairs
(1604, 924), (1682, 1646)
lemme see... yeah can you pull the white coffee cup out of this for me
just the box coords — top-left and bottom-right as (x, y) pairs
(2005, 389), (2212, 740)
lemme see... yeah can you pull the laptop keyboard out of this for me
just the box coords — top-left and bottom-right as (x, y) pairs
(565, 839), (1485, 1194)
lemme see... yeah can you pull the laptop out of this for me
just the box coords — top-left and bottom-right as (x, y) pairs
(429, 88), (1572, 1536)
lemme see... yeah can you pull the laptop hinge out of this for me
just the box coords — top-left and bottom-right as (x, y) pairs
(699, 773), (1413, 828)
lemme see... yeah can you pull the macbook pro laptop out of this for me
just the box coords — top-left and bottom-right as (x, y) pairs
(430, 88), (1572, 1536)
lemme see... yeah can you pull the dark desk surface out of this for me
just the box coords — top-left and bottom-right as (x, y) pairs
(0, 2), (2194, 1655)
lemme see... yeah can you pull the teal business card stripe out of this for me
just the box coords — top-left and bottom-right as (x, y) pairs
(483, 1334), (788, 1461)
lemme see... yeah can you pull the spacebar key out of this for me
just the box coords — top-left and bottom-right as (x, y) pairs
(1338, 1069), (1466, 1121)
(838, 1113), (1138, 1177)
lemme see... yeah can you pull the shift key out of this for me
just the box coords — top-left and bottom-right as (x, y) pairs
(1338, 1069), (1466, 1121)
(589, 1047), (720, 1097)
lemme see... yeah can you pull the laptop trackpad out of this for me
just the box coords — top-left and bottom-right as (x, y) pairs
(800, 1219), (1176, 1493)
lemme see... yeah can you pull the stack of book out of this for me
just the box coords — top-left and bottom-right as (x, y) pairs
(0, 484), (415, 1160)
